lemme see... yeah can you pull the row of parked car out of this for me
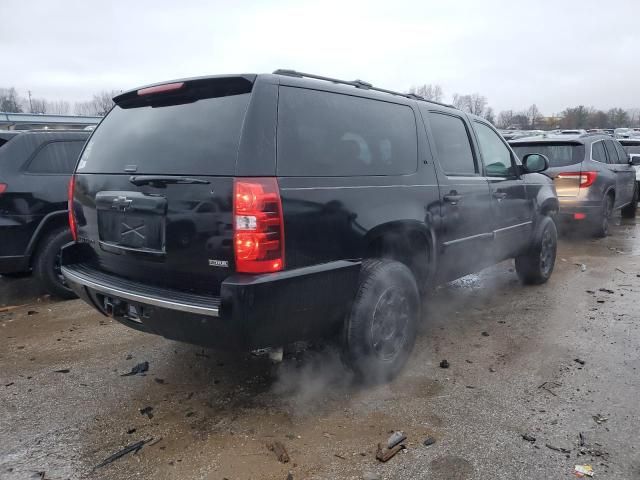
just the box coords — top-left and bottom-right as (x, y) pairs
(1, 71), (638, 382)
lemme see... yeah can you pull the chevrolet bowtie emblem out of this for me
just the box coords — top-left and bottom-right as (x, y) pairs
(111, 195), (133, 211)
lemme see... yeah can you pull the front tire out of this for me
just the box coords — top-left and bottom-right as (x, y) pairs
(34, 228), (77, 300)
(344, 259), (420, 384)
(621, 183), (638, 218)
(515, 216), (557, 285)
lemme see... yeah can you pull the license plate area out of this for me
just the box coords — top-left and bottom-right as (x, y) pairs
(96, 191), (167, 254)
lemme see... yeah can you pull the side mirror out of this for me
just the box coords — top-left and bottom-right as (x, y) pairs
(629, 154), (640, 166)
(522, 153), (549, 173)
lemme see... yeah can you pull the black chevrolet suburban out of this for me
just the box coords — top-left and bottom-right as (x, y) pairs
(0, 129), (89, 298)
(61, 71), (558, 381)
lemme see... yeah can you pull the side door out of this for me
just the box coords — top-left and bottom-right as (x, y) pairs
(420, 109), (494, 281)
(471, 120), (532, 259)
(612, 140), (635, 205)
(604, 139), (628, 208)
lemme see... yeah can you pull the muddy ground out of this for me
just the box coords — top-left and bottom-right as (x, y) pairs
(1, 218), (639, 480)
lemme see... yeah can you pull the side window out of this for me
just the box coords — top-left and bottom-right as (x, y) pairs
(473, 121), (515, 177)
(277, 87), (418, 176)
(428, 113), (477, 175)
(26, 141), (84, 174)
(613, 141), (629, 164)
(592, 141), (607, 163)
(604, 140), (619, 165)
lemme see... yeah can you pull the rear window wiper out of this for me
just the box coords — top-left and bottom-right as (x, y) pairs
(129, 175), (210, 187)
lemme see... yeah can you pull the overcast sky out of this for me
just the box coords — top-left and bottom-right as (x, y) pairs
(1, 0), (639, 115)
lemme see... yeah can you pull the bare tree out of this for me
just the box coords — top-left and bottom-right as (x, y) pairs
(452, 93), (487, 117)
(526, 104), (542, 129)
(48, 100), (70, 115)
(29, 98), (48, 114)
(91, 90), (118, 116)
(0, 87), (24, 113)
(409, 84), (444, 102)
(483, 107), (496, 125)
(496, 110), (514, 129)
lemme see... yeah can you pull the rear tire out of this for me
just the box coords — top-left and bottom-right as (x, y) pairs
(343, 259), (420, 384)
(593, 194), (614, 238)
(515, 216), (557, 285)
(621, 184), (638, 218)
(34, 228), (77, 300)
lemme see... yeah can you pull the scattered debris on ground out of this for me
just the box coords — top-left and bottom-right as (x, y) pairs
(481, 331), (490, 337)
(575, 263), (587, 272)
(546, 443), (571, 454)
(522, 434), (536, 443)
(376, 432), (407, 462)
(267, 441), (290, 463)
(139, 406), (154, 419)
(54, 369), (70, 373)
(539, 381), (562, 396)
(615, 267), (626, 274)
(574, 358), (586, 365)
(592, 414), (608, 424)
(423, 437), (436, 447)
(0, 304), (27, 313)
(574, 464), (594, 477)
(121, 361), (149, 377)
(386, 431), (406, 449)
(93, 438), (153, 470)
(439, 359), (449, 368)
(598, 288), (614, 294)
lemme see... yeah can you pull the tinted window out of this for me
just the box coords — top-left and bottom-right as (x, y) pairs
(77, 93), (251, 175)
(511, 143), (584, 168)
(429, 113), (476, 175)
(27, 141), (85, 174)
(623, 145), (640, 155)
(592, 141), (607, 163)
(473, 122), (514, 176)
(613, 141), (629, 164)
(604, 140), (619, 164)
(277, 87), (417, 176)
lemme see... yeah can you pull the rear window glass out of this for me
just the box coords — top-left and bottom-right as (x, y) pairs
(77, 93), (251, 175)
(277, 87), (417, 177)
(623, 145), (640, 154)
(511, 143), (584, 168)
(428, 112), (477, 175)
(604, 141), (619, 164)
(27, 141), (85, 174)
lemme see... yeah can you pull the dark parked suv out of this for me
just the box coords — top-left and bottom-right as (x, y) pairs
(510, 134), (638, 237)
(0, 130), (89, 298)
(61, 71), (558, 381)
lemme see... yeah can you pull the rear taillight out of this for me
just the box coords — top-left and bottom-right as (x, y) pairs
(68, 175), (77, 241)
(0, 183), (6, 194)
(557, 171), (597, 188)
(233, 178), (285, 273)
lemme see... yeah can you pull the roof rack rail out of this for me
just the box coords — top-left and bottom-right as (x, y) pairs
(272, 69), (455, 108)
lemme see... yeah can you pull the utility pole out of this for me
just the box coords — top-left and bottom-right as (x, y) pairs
(28, 90), (33, 113)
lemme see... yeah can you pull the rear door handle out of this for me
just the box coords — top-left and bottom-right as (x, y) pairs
(443, 194), (463, 204)
(493, 192), (508, 200)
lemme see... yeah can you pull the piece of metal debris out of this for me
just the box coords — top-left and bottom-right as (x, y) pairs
(575, 263), (587, 272)
(267, 441), (290, 463)
(578, 432), (585, 446)
(54, 369), (70, 373)
(539, 381), (561, 397)
(94, 438), (153, 470)
(615, 267), (626, 274)
(386, 431), (407, 449)
(522, 434), (536, 443)
(574, 358), (586, 365)
(598, 288), (614, 294)
(574, 464), (594, 477)
(121, 361), (149, 376)
(592, 414), (608, 424)
(439, 359), (450, 369)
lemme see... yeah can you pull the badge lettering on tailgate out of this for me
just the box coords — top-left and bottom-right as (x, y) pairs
(209, 259), (229, 268)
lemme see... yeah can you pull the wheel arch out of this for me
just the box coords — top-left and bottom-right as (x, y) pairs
(25, 210), (69, 263)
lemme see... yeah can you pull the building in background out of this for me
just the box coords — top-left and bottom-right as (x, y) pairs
(0, 112), (101, 130)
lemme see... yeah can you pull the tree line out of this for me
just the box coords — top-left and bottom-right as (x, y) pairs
(2, 83), (639, 129)
(0, 87), (118, 117)
(409, 84), (639, 130)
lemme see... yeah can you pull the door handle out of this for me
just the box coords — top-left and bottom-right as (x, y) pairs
(493, 192), (508, 200)
(443, 194), (462, 204)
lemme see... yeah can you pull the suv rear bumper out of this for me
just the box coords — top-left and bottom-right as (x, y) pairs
(61, 245), (360, 350)
(556, 198), (602, 221)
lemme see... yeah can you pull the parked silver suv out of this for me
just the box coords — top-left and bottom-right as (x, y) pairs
(510, 134), (638, 236)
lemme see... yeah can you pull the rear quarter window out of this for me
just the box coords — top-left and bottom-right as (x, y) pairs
(510, 143), (584, 168)
(26, 140), (85, 174)
(276, 87), (418, 177)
